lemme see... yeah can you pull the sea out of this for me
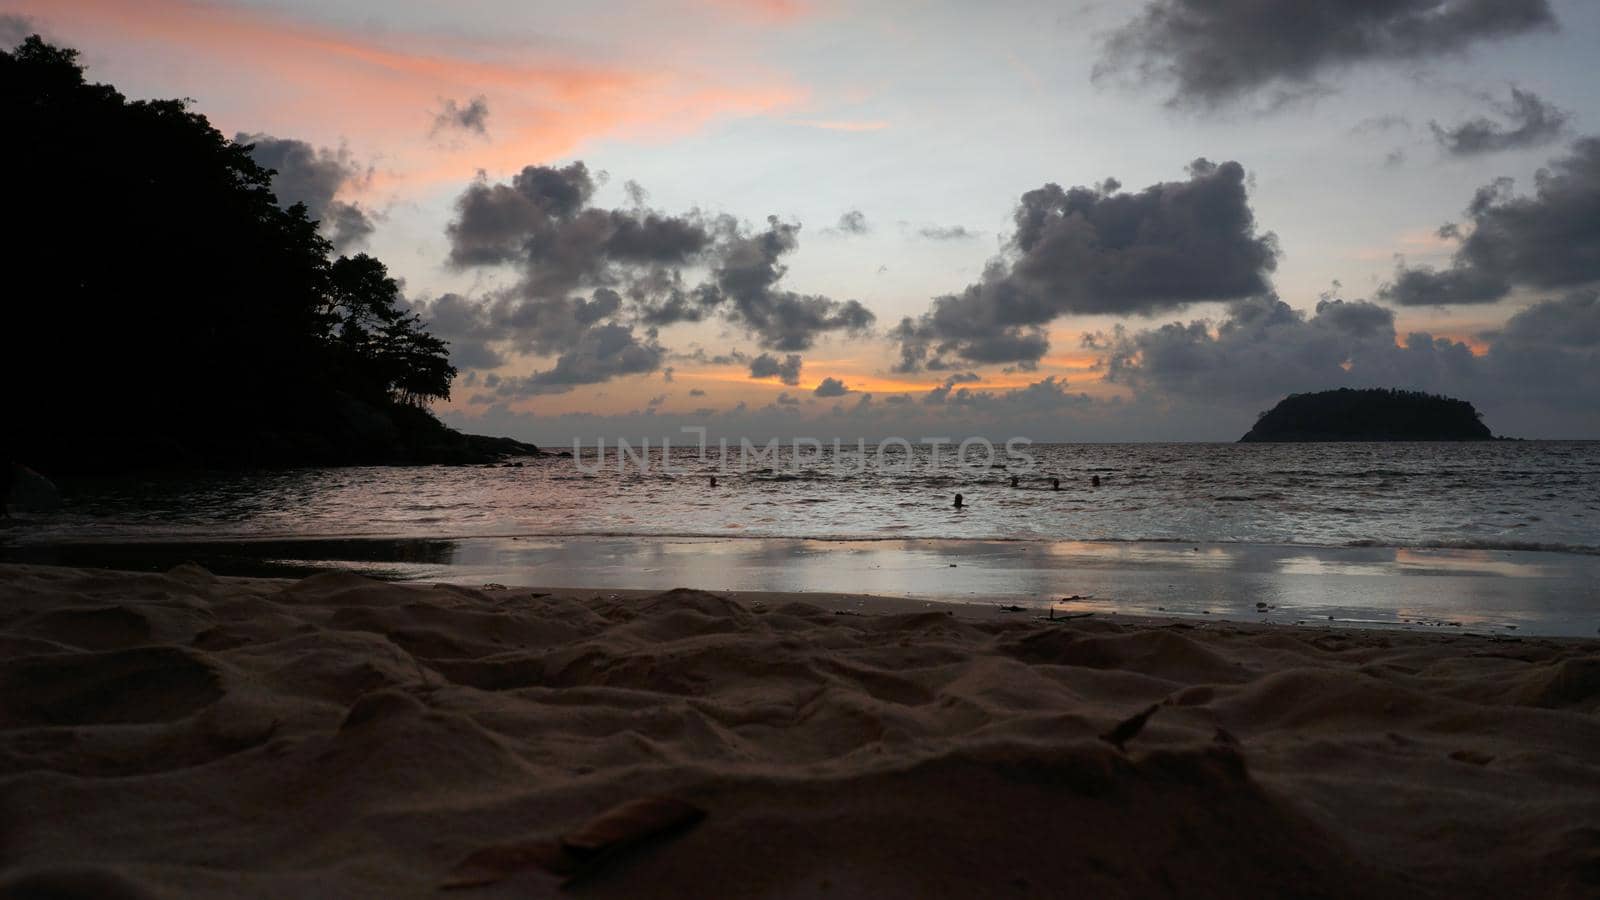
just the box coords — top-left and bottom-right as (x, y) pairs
(5, 441), (1598, 636)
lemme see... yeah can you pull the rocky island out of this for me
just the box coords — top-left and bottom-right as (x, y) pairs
(1240, 388), (1495, 442)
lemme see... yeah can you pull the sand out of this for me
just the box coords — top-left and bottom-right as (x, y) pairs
(1, 563), (1597, 898)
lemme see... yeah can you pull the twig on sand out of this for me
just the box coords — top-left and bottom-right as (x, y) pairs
(1038, 608), (1095, 622)
(1099, 704), (1160, 751)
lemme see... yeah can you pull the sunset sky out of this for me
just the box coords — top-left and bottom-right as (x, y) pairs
(6, 0), (1599, 441)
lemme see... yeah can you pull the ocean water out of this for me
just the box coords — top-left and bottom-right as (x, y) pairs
(6, 442), (1599, 636)
(10, 441), (1599, 554)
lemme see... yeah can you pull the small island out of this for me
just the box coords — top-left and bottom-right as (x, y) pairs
(1240, 388), (1495, 442)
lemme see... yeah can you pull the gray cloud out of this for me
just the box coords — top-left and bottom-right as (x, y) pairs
(834, 209), (870, 234)
(450, 166), (872, 354)
(2, 13), (37, 46)
(749, 352), (802, 385)
(1430, 87), (1569, 156)
(405, 292), (505, 370)
(699, 217), (876, 350)
(812, 376), (850, 397)
(481, 323), (665, 396)
(917, 224), (979, 241)
(1482, 288), (1600, 349)
(1381, 137), (1600, 305)
(410, 287), (631, 369)
(922, 376), (1092, 417)
(1098, 0), (1557, 108)
(894, 159), (1277, 370)
(236, 133), (375, 250)
(431, 95), (490, 137)
(447, 162), (713, 296)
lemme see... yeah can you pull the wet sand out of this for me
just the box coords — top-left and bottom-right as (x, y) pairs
(6, 534), (1599, 636)
(1, 563), (1598, 898)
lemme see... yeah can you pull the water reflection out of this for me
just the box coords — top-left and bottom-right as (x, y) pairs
(8, 535), (1595, 637)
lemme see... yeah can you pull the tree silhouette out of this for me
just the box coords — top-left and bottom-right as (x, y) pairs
(1, 36), (478, 473)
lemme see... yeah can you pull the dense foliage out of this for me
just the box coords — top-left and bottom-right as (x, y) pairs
(1241, 388), (1494, 442)
(0, 37), (476, 473)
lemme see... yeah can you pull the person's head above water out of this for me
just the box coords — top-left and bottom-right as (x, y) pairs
(1051, 477), (1060, 490)
(1010, 475), (1019, 487)
(953, 492), (964, 508)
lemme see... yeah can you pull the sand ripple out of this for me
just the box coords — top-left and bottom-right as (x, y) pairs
(1, 564), (1597, 898)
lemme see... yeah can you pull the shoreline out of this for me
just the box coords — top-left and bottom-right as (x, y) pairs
(4, 535), (1597, 637)
(1, 563), (1597, 897)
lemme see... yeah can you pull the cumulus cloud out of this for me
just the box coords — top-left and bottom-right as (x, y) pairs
(812, 376), (850, 397)
(833, 209), (870, 234)
(237, 133), (375, 250)
(699, 217), (876, 350)
(431, 95), (490, 137)
(447, 162), (713, 296)
(749, 352), (802, 385)
(893, 160), (1277, 370)
(1430, 87), (1569, 156)
(1381, 137), (1600, 305)
(447, 165), (874, 363)
(1097, 0), (1558, 108)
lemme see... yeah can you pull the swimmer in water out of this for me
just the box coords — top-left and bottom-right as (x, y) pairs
(954, 492), (964, 509)
(1051, 477), (1060, 491)
(1010, 475), (1019, 488)
(1091, 475), (1100, 487)
(709, 475), (717, 488)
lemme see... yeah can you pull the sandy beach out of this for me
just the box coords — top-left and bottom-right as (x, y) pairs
(1, 562), (1597, 898)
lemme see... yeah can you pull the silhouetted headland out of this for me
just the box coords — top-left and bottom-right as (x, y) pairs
(1, 38), (534, 476)
(1240, 388), (1496, 442)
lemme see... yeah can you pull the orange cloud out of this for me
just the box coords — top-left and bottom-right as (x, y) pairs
(700, 0), (817, 22)
(17, 0), (803, 196)
(790, 118), (890, 132)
